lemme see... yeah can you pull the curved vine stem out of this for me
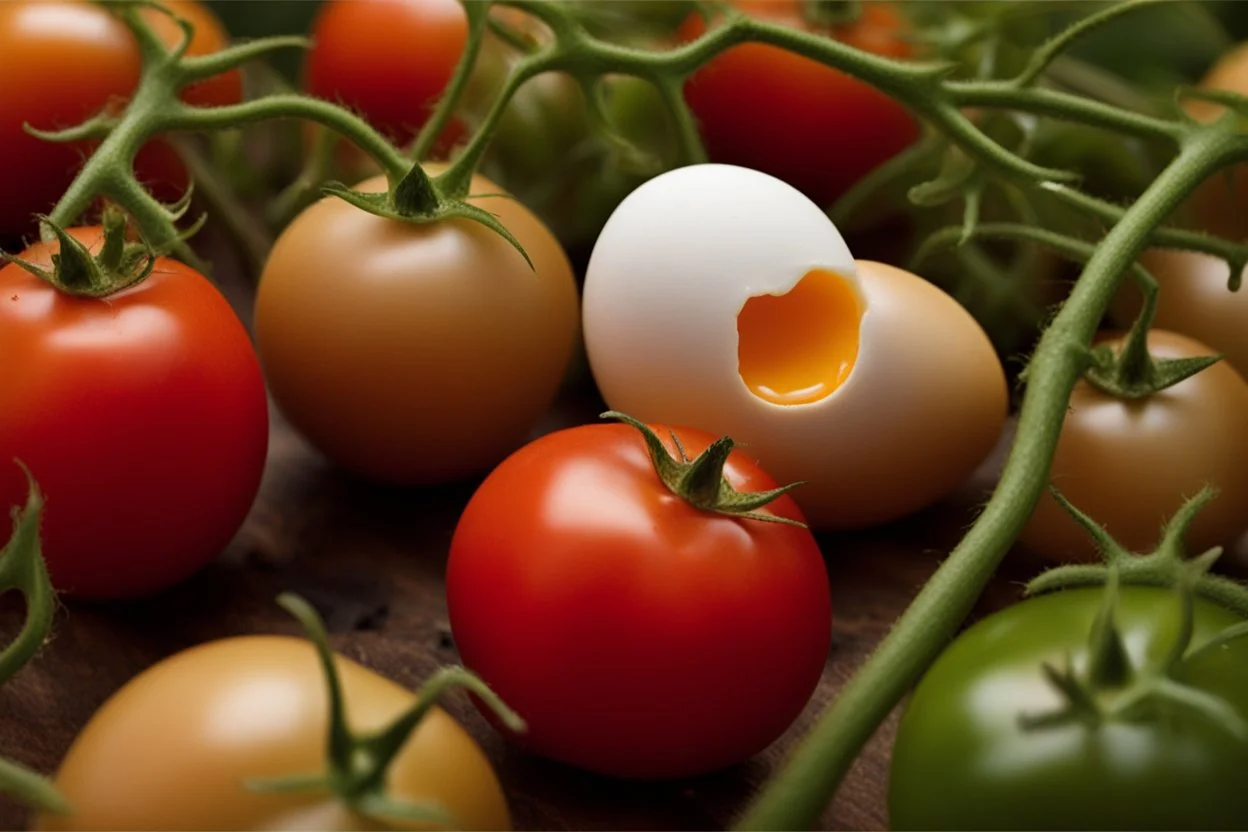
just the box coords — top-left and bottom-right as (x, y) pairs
(735, 121), (1246, 832)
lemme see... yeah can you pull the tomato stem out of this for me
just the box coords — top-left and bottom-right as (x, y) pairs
(0, 462), (57, 689)
(736, 115), (1246, 832)
(0, 757), (71, 816)
(602, 411), (808, 527)
(257, 593), (522, 829)
(408, 0), (495, 163)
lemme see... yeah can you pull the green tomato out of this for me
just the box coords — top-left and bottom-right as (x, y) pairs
(889, 587), (1248, 831)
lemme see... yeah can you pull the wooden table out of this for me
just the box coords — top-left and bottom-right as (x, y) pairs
(0, 232), (1103, 832)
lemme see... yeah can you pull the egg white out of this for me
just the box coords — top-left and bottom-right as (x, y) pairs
(582, 164), (1006, 529)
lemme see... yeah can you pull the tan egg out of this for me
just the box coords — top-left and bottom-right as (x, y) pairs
(581, 163), (1008, 529)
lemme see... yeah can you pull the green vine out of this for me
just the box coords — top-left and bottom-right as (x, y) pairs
(24, 0), (1248, 829)
(0, 464), (69, 815)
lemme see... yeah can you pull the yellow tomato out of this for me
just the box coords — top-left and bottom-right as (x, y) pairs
(253, 166), (579, 485)
(1019, 329), (1248, 562)
(36, 636), (510, 831)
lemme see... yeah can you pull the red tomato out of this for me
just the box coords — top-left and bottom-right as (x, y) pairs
(680, 0), (920, 209)
(0, 228), (269, 600)
(0, 0), (239, 244)
(445, 421), (832, 779)
(304, 0), (468, 153)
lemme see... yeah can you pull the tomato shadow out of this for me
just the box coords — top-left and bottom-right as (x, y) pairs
(481, 738), (767, 831)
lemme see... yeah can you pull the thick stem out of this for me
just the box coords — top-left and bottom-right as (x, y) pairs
(734, 123), (1239, 832)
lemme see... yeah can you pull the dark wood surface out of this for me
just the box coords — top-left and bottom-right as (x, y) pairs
(0, 231), (1090, 832)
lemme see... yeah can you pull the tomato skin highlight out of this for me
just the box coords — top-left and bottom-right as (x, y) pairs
(446, 422), (832, 779)
(889, 587), (1248, 830)
(304, 0), (468, 151)
(680, 0), (920, 209)
(36, 636), (512, 831)
(0, 228), (269, 600)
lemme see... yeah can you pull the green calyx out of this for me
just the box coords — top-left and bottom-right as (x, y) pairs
(1020, 561), (1248, 741)
(247, 594), (525, 827)
(1018, 472), (1248, 739)
(2, 211), (161, 299)
(1083, 268), (1223, 399)
(1026, 487), (1248, 618)
(601, 411), (807, 528)
(0, 462), (71, 815)
(322, 164), (535, 271)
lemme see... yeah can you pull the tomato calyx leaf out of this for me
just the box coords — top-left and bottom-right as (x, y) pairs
(1025, 486), (1248, 619)
(601, 411), (808, 527)
(1084, 268), (1224, 398)
(2, 212), (156, 299)
(322, 165), (535, 271)
(246, 593), (525, 828)
(1019, 490), (1248, 741)
(1020, 561), (1248, 740)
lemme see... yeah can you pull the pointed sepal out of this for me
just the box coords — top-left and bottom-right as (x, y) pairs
(602, 411), (808, 527)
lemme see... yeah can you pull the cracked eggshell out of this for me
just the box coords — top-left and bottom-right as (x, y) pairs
(581, 163), (1008, 530)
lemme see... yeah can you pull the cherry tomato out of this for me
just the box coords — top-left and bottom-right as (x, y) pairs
(252, 167), (579, 486)
(304, 0), (468, 153)
(1019, 329), (1248, 562)
(445, 421), (832, 779)
(0, 228), (269, 600)
(35, 636), (511, 831)
(679, 0), (921, 209)
(890, 587), (1248, 830)
(0, 0), (240, 243)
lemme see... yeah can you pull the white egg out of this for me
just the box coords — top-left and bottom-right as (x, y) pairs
(582, 164), (1008, 530)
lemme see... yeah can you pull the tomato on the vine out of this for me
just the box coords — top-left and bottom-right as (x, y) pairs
(36, 636), (511, 831)
(679, 0), (921, 209)
(253, 167), (579, 486)
(0, 227), (269, 600)
(0, 0), (239, 243)
(446, 417), (832, 779)
(1018, 329), (1248, 563)
(304, 0), (468, 154)
(889, 586), (1248, 830)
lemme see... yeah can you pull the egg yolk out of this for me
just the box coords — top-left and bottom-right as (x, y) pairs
(737, 268), (862, 405)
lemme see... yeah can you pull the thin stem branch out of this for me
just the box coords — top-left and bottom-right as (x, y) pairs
(161, 97), (410, 181)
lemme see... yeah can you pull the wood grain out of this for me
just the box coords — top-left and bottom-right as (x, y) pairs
(0, 231), (1073, 831)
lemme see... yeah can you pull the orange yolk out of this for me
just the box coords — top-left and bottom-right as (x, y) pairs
(736, 268), (862, 405)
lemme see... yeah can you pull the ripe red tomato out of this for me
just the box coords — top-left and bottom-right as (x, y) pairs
(304, 0), (468, 153)
(0, 227), (269, 600)
(445, 420), (832, 779)
(0, 0), (239, 244)
(680, 0), (920, 209)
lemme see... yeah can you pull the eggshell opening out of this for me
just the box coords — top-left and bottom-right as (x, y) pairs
(736, 267), (863, 405)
